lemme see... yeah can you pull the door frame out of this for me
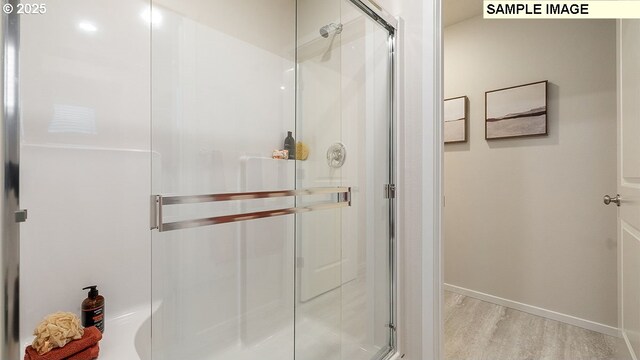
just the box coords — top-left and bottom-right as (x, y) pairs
(389, 0), (444, 357)
(428, 0), (444, 359)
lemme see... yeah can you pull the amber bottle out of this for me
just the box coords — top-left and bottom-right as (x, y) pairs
(284, 131), (296, 160)
(81, 286), (105, 333)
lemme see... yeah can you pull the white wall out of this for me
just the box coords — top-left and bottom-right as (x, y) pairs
(444, 17), (618, 327)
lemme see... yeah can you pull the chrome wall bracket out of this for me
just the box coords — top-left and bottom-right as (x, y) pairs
(150, 195), (161, 230)
(14, 209), (27, 223)
(151, 187), (351, 232)
(384, 184), (396, 199)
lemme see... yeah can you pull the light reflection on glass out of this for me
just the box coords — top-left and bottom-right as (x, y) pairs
(78, 22), (98, 33)
(6, 44), (15, 113)
(141, 7), (163, 26)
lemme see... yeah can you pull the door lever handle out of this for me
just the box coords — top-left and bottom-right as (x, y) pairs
(604, 194), (621, 206)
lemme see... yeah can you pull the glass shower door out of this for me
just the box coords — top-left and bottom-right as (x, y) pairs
(150, 1), (297, 359)
(295, 0), (395, 359)
(149, 0), (394, 359)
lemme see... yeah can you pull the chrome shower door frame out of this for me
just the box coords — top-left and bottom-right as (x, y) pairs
(345, 1), (398, 359)
(1, 1), (21, 359)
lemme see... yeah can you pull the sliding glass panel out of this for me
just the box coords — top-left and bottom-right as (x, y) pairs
(151, 1), (296, 359)
(296, 1), (393, 359)
(295, 0), (344, 358)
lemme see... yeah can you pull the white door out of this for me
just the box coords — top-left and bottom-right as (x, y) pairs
(617, 19), (640, 359)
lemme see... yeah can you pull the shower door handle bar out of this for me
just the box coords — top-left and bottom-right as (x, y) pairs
(158, 201), (350, 232)
(159, 187), (350, 205)
(151, 187), (351, 232)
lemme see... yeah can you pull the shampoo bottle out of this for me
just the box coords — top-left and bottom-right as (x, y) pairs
(284, 131), (296, 160)
(81, 286), (105, 333)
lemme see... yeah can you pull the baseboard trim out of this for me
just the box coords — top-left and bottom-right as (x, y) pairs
(622, 330), (638, 360)
(444, 283), (620, 338)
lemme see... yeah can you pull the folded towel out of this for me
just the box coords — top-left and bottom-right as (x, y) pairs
(67, 344), (99, 360)
(25, 326), (102, 360)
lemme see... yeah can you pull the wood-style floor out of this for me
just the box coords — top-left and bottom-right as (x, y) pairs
(444, 291), (630, 360)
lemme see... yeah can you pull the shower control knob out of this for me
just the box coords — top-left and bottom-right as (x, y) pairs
(327, 143), (346, 168)
(603, 194), (621, 206)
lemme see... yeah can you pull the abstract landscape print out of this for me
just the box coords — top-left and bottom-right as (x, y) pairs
(444, 96), (467, 143)
(485, 81), (547, 139)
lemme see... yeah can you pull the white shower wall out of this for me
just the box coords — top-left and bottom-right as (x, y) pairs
(19, 0), (296, 358)
(19, 1), (152, 355)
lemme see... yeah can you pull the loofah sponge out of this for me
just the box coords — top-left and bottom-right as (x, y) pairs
(296, 141), (309, 160)
(32, 312), (84, 355)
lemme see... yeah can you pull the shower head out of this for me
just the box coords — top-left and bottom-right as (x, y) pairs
(319, 23), (343, 38)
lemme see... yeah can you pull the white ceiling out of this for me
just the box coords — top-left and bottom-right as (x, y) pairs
(444, 0), (483, 27)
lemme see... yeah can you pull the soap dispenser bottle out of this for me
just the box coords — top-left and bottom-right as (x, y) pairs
(82, 286), (105, 333)
(284, 131), (296, 160)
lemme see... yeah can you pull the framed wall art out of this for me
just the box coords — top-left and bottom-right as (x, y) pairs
(444, 96), (468, 143)
(485, 80), (547, 140)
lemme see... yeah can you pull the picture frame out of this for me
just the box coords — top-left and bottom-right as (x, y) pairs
(485, 80), (548, 140)
(444, 96), (468, 143)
